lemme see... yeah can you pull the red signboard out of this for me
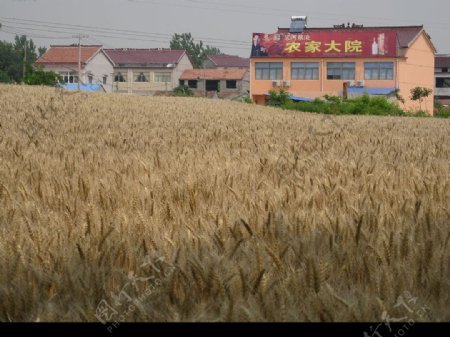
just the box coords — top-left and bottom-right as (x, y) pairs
(251, 31), (397, 58)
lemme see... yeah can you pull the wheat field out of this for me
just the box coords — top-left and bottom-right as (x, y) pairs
(0, 84), (449, 323)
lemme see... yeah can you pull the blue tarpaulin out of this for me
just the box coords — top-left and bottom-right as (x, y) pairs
(57, 83), (105, 92)
(289, 95), (314, 102)
(348, 87), (397, 95)
(265, 93), (314, 102)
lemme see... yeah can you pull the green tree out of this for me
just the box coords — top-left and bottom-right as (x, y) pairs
(14, 35), (38, 79)
(0, 35), (45, 83)
(410, 87), (432, 112)
(0, 40), (22, 82)
(24, 66), (61, 86)
(38, 46), (47, 58)
(170, 33), (220, 68)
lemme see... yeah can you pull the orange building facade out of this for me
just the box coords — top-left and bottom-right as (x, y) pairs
(250, 25), (436, 114)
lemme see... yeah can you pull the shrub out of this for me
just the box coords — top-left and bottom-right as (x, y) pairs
(267, 89), (291, 106)
(173, 85), (194, 97)
(242, 96), (253, 104)
(282, 93), (405, 116)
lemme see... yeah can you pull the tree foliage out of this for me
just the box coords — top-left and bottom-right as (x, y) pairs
(410, 86), (432, 111)
(170, 33), (220, 68)
(0, 40), (22, 83)
(0, 35), (55, 85)
(24, 66), (62, 86)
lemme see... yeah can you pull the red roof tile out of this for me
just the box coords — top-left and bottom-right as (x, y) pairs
(180, 69), (247, 80)
(35, 45), (102, 65)
(207, 54), (249, 68)
(104, 49), (186, 65)
(435, 55), (450, 68)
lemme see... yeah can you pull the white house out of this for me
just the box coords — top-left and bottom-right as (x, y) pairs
(103, 49), (193, 95)
(35, 45), (114, 92)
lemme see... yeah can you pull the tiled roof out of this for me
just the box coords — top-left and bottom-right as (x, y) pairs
(35, 45), (102, 65)
(104, 49), (186, 66)
(277, 25), (426, 49)
(180, 69), (247, 80)
(435, 55), (450, 68)
(207, 54), (250, 68)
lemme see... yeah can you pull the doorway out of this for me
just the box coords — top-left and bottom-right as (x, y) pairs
(205, 80), (220, 91)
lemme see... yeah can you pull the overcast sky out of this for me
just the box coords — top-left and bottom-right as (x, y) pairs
(0, 0), (449, 57)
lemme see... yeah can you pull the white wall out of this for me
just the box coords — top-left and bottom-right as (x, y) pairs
(172, 54), (194, 88)
(84, 51), (114, 93)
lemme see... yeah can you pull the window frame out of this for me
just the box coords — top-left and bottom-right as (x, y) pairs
(327, 62), (355, 80)
(436, 77), (450, 88)
(364, 62), (394, 80)
(187, 80), (198, 89)
(226, 80), (237, 89)
(255, 62), (283, 80)
(59, 71), (79, 84)
(154, 72), (172, 83)
(114, 72), (127, 82)
(134, 72), (149, 83)
(291, 62), (319, 80)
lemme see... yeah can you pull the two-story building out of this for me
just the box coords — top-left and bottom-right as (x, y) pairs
(435, 54), (450, 106)
(250, 18), (436, 114)
(103, 49), (193, 95)
(35, 45), (114, 92)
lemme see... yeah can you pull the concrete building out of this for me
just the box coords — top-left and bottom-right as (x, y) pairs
(203, 54), (250, 94)
(435, 54), (450, 106)
(35, 45), (114, 92)
(179, 69), (248, 99)
(104, 49), (193, 95)
(250, 19), (436, 114)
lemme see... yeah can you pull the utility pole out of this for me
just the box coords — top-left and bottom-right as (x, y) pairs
(23, 37), (27, 81)
(72, 34), (89, 90)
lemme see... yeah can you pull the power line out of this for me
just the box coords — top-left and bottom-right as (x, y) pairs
(0, 17), (250, 45)
(124, 0), (450, 29)
(0, 21), (251, 51)
(0, 25), (73, 39)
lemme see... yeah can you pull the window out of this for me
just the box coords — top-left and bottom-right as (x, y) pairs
(226, 80), (237, 89)
(291, 62), (319, 80)
(154, 72), (172, 83)
(179, 80), (185, 86)
(327, 62), (355, 80)
(187, 80), (198, 89)
(443, 68), (448, 73)
(206, 80), (219, 91)
(364, 62), (394, 80)
(255, 62), (283, 80)
(134, 72), (149, 82)
(103, 75), (107, 85)
(436, 78), (450, 88)
(59, 72), (78, 83)
(114, 72), (127, 82)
